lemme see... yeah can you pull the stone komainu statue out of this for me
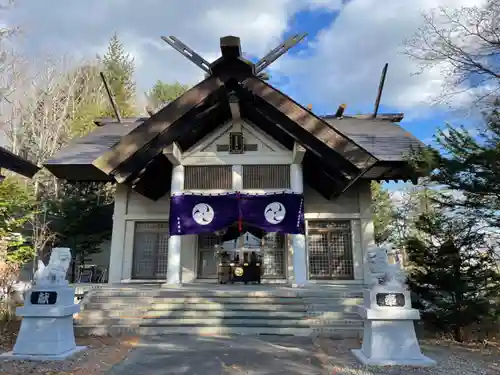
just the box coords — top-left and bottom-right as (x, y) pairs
(34, 247), (72, 286)
(365, 245), (407, 289)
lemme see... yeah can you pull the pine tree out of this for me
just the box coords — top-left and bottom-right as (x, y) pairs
(416, 107), (500, 229)
(101, 33), (136, 117)
(47, 182), (113, 280)
(405, 210), (500, 342)
(146, 80), (190, 111)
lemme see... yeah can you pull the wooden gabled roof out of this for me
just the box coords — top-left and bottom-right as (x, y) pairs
(44, 36), (425, 200)
(0, 146), (40, 179)
(86, 37), (384, 199)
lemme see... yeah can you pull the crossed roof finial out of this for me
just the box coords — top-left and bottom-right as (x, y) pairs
(160, 33), (308, 77)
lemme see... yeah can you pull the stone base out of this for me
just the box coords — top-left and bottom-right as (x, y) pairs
(351, 349), (436, 367)
(161, 282), (182, 289)
(0, 346), (87, 361)
(352, 315), (436, 367)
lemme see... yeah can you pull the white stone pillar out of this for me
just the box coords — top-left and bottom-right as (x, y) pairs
(107, 184), (128, 284)
(166, 165), (185, 285)
(359, 181), (375, 284)
(290, 164), (307, 287)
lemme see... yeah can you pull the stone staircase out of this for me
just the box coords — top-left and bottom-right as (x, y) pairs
(74, 284), (364, 338)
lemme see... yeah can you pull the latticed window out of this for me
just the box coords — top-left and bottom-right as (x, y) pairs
(261, 232), (286, 278)
(307, 220), (354, 280)
(242, 165), (291, 189)
(132, 222), (169, 279)
(184, 166), (232, 189)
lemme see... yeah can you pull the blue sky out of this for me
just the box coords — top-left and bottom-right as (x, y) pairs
(2, 0), (486, 192)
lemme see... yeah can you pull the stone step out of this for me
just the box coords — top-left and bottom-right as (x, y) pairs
(149, 303), (307, 312)
(156, 291), (361, 299)
(140, 318), (312, 327)
(82, 302), (153, 310)
(155, 290), (299, 298)
(306, 298), (363, 307)
(143, 310), (306, 319)
(150, 297), (305, 304)
(82, 301), (358, 312)
(139, 318), (364, 327)
(75, 324), (362, 338)
(77, 312), (361, 324)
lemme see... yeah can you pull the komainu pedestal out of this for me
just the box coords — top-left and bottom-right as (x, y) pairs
(1, 248), (86, 361)
(351, 246), (436, 367)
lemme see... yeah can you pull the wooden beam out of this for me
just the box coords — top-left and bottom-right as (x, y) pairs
(220, 36), (242, 59)
(239, 98), (358, 174)
(92, 76), (225, 178)
(242, 77), (378, 171)
(161, 36), (211, 73)
(228, 93), (241, 120)
(163, 142), (182, 165)
(373, 63), (389, 118)
(333, 113), (404, 122)
(112, 100), (227, 184)
(0, 146), (40, 178)
(292, 142), (306, 164)
(131, 154), (172, 201)
(303, 157), (346, 200)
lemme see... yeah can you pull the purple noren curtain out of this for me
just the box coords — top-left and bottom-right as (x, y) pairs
(169, 193), (239, 235)
(169, 192), (304, 235)
(239, 193), (304, 234)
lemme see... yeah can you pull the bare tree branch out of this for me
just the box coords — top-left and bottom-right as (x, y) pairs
(404, 1), (500, 109)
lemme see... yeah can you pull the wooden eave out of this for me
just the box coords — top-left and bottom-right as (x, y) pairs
(0, 146), (40, 179)
(131, 154), (173, 201)
(131, 85), (373, 201)
(241, 77), (378, 171)
(92, 76), (228, 183)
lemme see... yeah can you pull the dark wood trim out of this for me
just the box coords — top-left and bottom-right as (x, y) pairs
(176, 101), (232, 151)
(0, 146), (40, 178)
(113, 99), (228, 184)
(43, 164), (113, 181)
(220, 36), (242, 59)
(239, 102), (294, 150)
(92, 76), (226, 177)
(131, 154), (172, 201)
(238, 89), (362, 176)
(242, 77), (378, 170)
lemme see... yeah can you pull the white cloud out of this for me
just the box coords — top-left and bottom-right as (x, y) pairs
(276, 0), (487, 113)
(3, 0), (488, 115)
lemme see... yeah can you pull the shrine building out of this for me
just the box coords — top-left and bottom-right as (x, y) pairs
(44, 36), (423, 287)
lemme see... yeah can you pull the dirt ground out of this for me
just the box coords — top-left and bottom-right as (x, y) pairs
(1, 321), (499, 375)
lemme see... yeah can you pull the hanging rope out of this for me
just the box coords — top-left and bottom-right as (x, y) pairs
(237, 191), (243, 233)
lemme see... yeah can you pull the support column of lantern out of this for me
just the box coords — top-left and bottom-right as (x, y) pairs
(290, 163), (307, 287)
(165, 165), (185, 286)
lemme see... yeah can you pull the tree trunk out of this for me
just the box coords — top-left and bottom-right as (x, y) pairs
(454, 325), (464, 342)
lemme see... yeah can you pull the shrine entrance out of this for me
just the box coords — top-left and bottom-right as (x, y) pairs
(169, 191), (303, 284)
(196, 222), (287, 280)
